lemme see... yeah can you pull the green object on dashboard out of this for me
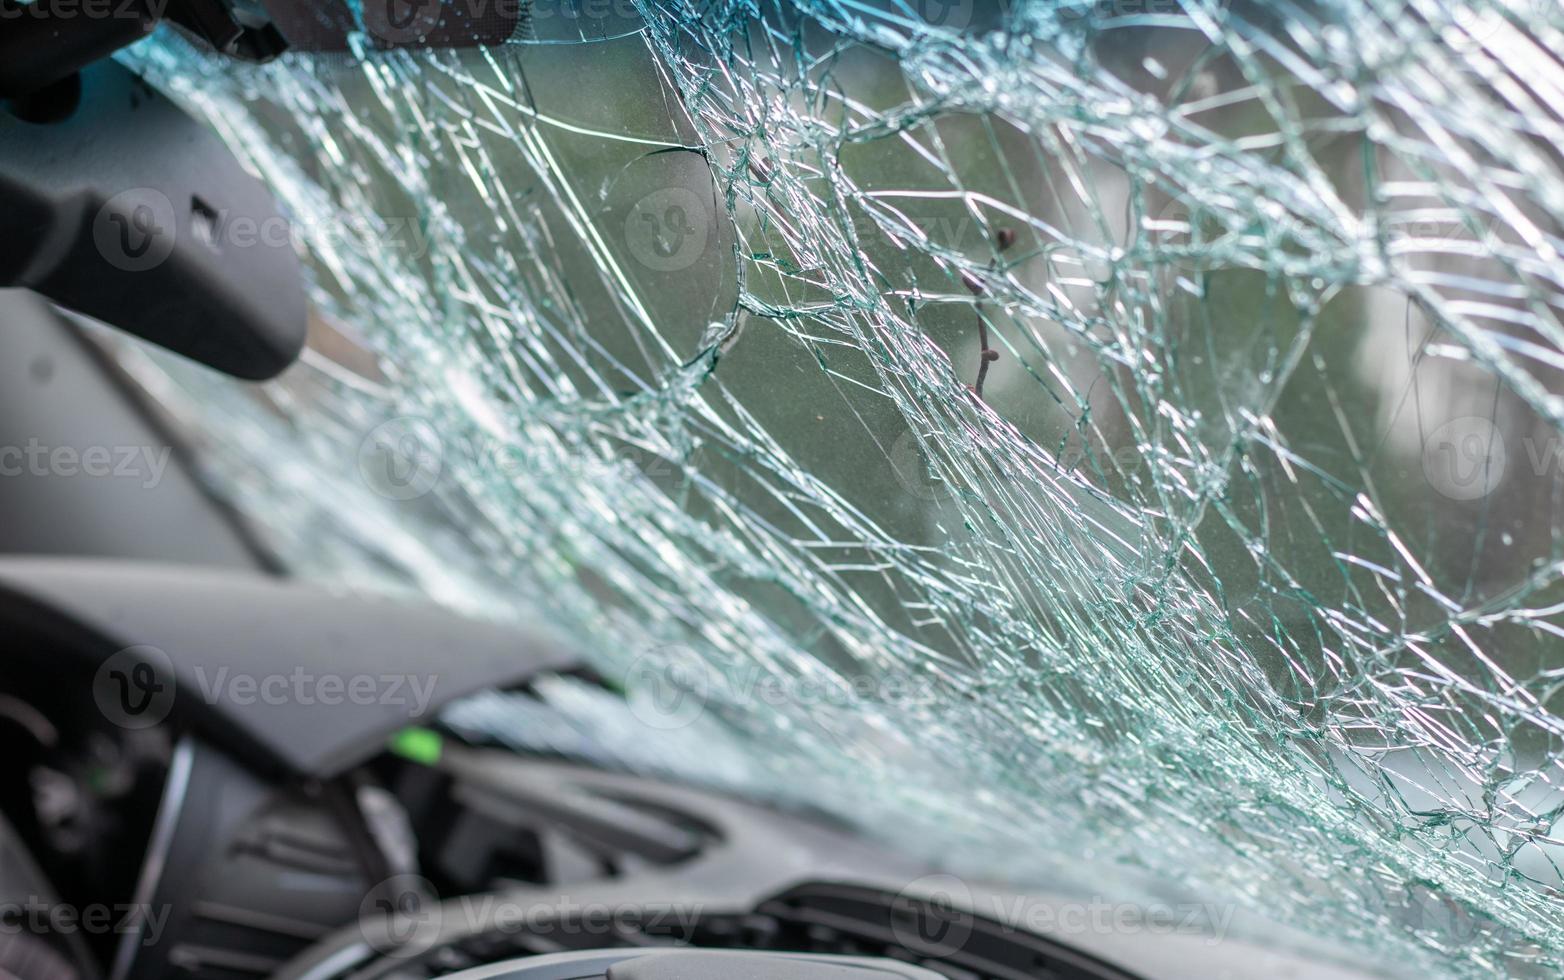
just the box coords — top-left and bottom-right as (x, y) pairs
(389, 726), (442, 766)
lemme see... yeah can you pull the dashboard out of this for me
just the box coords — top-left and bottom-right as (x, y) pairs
(0, 557), (1377, 980)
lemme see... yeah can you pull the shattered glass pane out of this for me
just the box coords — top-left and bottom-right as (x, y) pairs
(106, 0), (1564, 975)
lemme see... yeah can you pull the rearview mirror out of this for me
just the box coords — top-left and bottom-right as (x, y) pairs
(0, 60), (307, 380)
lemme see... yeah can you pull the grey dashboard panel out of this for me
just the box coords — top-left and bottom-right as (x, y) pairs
(0, 557), (574, 777)
(0, 291), (269, 569)
(280, 755), (1381, 980)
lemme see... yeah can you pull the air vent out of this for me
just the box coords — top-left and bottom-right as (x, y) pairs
(161, 791), (373, 979)
(402, 746), (716, 895)
(719, 883), (1144, 980)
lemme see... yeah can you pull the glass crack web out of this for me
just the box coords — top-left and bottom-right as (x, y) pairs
(116, 0), (1564, 975)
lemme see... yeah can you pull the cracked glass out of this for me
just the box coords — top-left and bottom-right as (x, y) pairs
(100, 0), (1564, 976)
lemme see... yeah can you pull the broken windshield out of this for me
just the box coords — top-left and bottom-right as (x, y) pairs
(104, 1), (1564, 976)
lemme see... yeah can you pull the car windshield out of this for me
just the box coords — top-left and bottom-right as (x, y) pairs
(99, 1), (1564, 976)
